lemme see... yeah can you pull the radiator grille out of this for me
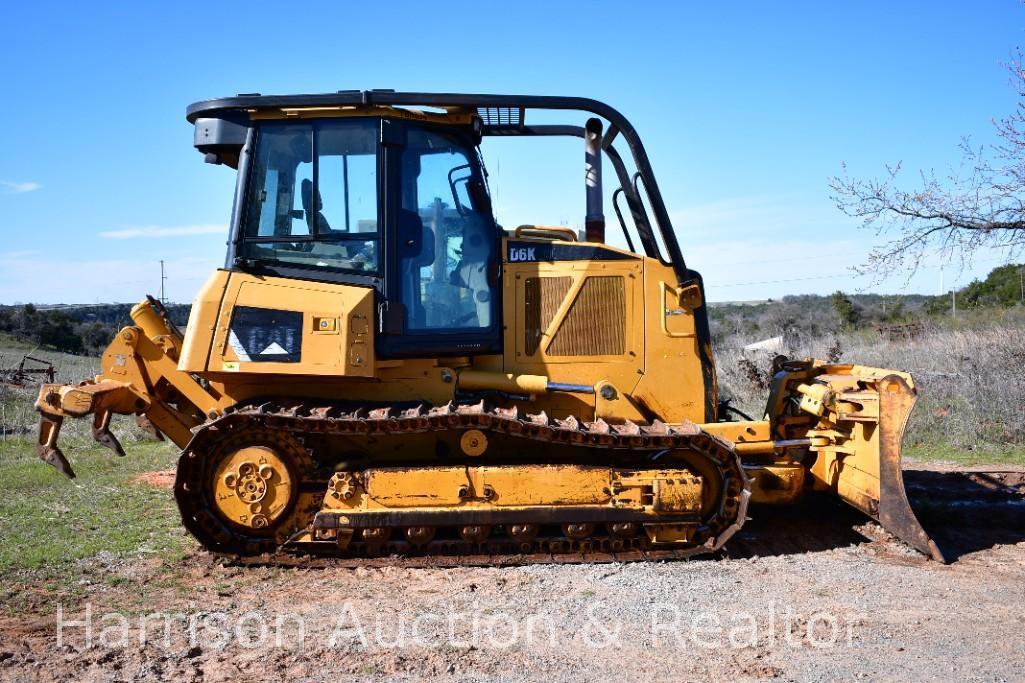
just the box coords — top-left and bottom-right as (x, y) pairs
(523, 276), (572, 355)
(549, 276), (626, 356)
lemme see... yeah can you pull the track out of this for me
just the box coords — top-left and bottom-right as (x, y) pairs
(210, 466), (1025, 568)
(174, 399), (750, 563)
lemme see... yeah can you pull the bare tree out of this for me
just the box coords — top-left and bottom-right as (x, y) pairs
(831, 51), (1025, 278)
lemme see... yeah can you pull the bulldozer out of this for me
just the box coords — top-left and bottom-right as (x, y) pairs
(33, 91), (943, 563)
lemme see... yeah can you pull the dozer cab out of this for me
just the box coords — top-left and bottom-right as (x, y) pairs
(34, 91), (943, 562)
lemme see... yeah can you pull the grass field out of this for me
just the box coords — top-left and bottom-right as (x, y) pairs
(0, 438), (187, 575)
(716, 322), (1025, 454)
(0, 436), (194, 617)
(905, 442), (1025, 466)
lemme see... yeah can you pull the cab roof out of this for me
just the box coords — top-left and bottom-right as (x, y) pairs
(186, 90), (622, 134)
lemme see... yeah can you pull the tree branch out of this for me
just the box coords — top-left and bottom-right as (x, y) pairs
(831, 49), (1025, 278)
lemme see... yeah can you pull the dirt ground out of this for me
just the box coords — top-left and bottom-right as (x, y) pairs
(2, 463), (1024, 682)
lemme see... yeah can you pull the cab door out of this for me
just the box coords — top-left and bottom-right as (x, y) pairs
(378, 122), (501, 358)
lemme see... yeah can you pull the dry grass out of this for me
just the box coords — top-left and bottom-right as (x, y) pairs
(716, 323), (1025, 450)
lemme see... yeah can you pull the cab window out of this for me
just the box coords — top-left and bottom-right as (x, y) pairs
(397, 129), (496, 332)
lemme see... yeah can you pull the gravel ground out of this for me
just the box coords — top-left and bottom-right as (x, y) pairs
(2, 466), (1024, 682)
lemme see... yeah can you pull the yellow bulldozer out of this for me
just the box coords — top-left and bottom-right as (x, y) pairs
(34, 91), (942, 562)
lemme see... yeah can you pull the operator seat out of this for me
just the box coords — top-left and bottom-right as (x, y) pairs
(300, 179), (331, 233)
(397, 208), (436, 329)
(451, 219), (492, 327)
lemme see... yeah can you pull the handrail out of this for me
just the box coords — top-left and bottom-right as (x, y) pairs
(513, 225), (578, 241)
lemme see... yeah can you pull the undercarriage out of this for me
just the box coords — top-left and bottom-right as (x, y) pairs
(175, 400), (749, 562)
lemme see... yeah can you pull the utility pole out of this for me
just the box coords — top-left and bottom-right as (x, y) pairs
(160, 260), (167, 304)
(951, 288), (956, 318)
(1019, 266), (1023, 304)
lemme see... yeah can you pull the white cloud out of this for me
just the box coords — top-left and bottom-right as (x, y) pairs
(0, 250), (41, 260)
(1, 180), (42, 194)
(689, 237), (1008, 302)
(687, 238), (866, 301)
(671, 195), (784, 227)
(99, 224), (226, 239)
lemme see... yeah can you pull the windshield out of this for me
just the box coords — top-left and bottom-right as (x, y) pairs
(240, 119), (379, 273)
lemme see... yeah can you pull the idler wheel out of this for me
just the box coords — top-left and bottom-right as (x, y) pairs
(211, 446), (294, 530)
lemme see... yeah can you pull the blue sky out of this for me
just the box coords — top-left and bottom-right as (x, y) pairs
(0, 2), (1021, 303)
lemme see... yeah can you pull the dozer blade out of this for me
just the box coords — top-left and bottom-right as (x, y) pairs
(873, 375), (944, 562)
(788, 366), (944, 562)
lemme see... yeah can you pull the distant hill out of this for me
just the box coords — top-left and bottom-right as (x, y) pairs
(707, 263), (1024, 343)
(34, 302), (191, 327)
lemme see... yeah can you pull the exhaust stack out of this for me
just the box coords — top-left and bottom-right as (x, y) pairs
(584, 117), (605, 243)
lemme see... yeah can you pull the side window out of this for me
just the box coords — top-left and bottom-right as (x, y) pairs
(318, 153), (377, 234)
(308, 122), (378, 270)
(398, 131), (495, 332)
(244, 125), (312, 238)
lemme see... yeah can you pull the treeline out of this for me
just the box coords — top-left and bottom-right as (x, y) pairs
(0, 303), (191, 355)
(708, 262), (1025, 343)
(2, 263), (1022, 356)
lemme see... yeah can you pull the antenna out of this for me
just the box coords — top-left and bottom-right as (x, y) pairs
(160, 260), (167, 304)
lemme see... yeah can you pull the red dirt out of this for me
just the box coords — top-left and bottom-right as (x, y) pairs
(131, 469), (175, 488)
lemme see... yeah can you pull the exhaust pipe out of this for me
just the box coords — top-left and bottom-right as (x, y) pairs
(584, 117), (605, 243)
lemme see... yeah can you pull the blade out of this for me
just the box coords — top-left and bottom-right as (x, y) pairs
(875, 375), (945, 562)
